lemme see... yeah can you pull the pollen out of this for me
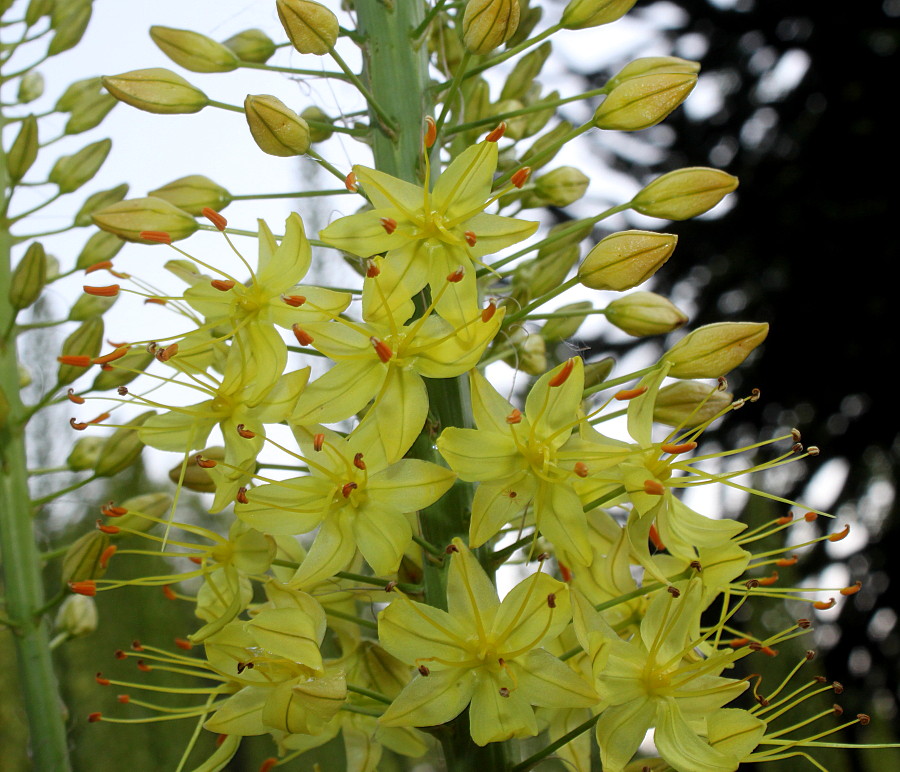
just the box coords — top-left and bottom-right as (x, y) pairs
(370, 336), (393, 363)
(210, 279), (235, 291)
(574, 462), (589, 478)
(202, 207), (227, 231)
(615, 386), (648, 401)
(380, 216), (398, 235)
(139, 230), (172, 244)
(511, 166), (531, 189)
(549, 358), (575, 387)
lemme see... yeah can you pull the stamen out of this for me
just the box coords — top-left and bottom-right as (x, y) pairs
(70, 418), (89, 430)
(661, 441), (698, 455)
(776, 555), (799, 567)
(813, 598), (836, 610)
(97, 520), (120, 535)
(260, 759), (278, 772)
(156, 343), (178, 362)
(282, 294), (306, 307)
(88, 712), (102, 723)
(196, 456), (217, 469)
(353, 453), (366, 470)
(99, 545), (117, 568)
(486, 122), (506, 142)
(67, 389), (85, 404)
(464, 231), (477, 247)
(418, 665), (430, 676)
(174, 638), (193, 651)
(92, 347), (129, 365)
(370, 336), (393, 363)
(574, 462), (588, 478)
(59, 355), (92, 368)
(548, 359), (575, 387)
(424, 116), (437, 148)
(365, 259), (380, 278)
(236, 488), (249, 504)
(643, 480), (666, 496)
(804, 512), (818, 522)
(139, 231), (172, 244)
(341, 482), (357, 498)
(292, 325), (314, 346)
(840, 581), (862, 596)
(210, 279), (235, 292)
(202, 207), (227, 231)
(345, 171), (358, 192)
(96, 673), (110, 686)
(511, 167), (531, 189)
(828, 525), (850, 542)
(235, 424), (256, 439)
(69, 580), (96, 596)
(482, 300), (497, 322)
(85, 260), (114, 274)
(446, 266), (465, 283)
(380, 217), (398, 235)
(615, 386), (648, 400)
(506, 409), (522, 424)
(649, 524), (665, 550)
(498, 687), (510, 697)
(313, 433), (325, 451)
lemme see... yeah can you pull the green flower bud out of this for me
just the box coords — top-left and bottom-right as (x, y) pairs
(463, 0), (521, 55)
(18, 362), (32, 388)
(76, 229), (124, 270)
(149, 175), (233, 216)
(55, 595), (98, 638)
(222, 28), (277, 64)
(56, 77), (101, 112)
(94, 412), (153, 478)
(631, 167), (739, 220)
(664, 322), (769, 379)
(150, 26), (239, 73)
(91, 348), (155, 392)
(594, 71), (697, 131)
(169, 446), (225, 493)
(276, 0), (339, 55)
(578, 230), (677, 291)
(604, 56), (700, 93)
(500, 42), (549, 102)
(507, 0), (542, 47)
(48, 0), (91, 55)
(102, 68), (209, 115)
(531, 166), (590, 207)
(520, 120), (572, 171)
(48, 138), (112, 194)
(583, 357), (615, 389)
(44, 252), (60, 281)
(503, 327), (547, 375)
(491, 98), (527, 139)
(92, 196), (199, 242)
(8, 241), (47, 310)
(542, 301), (594, 341)
(244, 94), (310, 157)
(67, 436), (104, 471)
(653, 380), (733, 428)
(62, 531), (111, 585)
(74, 183), (129, 227)
(561, 0), (636, 30)
(66, 90), (117, 135)
(68, 291), (117, 321)
(605, 291), (688, 336)
(513, 243), (580, 305)
(17, 71), (44, 103)
(114, 493), (173, 534)
(7, 114), (39, 182)
(57, 318), (103, 386)
(301, 106), (334, 143)
(25, 0), (53, 26)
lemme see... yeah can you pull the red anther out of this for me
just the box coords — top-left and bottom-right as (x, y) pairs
(236, 424), (256, 439)
(196, 455), (217, 468)
(615, 386), (648, 401)
(99, 545), (117, 568)
(660, 441), (698, 455)
(189, 556), (203, 564)
(557, 562), (573, 583)
(97, 519), (120, 534)
(547, 593), (557, 608)
(341, 482), (358, 498)
(259, 759), (278, 772)
(482, 300), (497, 322)
(832, 681), (843, 693)
(313, 433), (325, 451)
(791, 442), (803, 454)
(791, 428), (802, 442)
(69, 580), (96, 596)
(370, 336), (393, 363)
(132, 640), (144, 651)
(549, 358), (575, 387)
(145, 297), (167, 305)
(807, 446), (820, 456)
(85, 260), (114, 274)
(828, 524), (850, 542)
(797, 618), (812, 629)
(840, 581), (862, 596)
(506, 408), (522, 424)
(292, 324), (314, 346)
(748, 642), (763, 651)
(424, 116), (437, 148)
(345, 170), (358, 192)
(511, 166), (531, 189)
(156, 343), (178, 362)
(759, 646), (778, 657)
(858, 713), (871, 726)
(745, 579), (760, 589)
(649, 523), (665, 551)
(728, 637), (750, 648)
(174, 638), (193, 650)
(776, 555), (799, 567)
(813, 598), (836, 610)
(236, 487), (249, 504)
(832, 704), (844, 717)
(447, 266), (465, 283)
(104, 503), (127, 516)
(804, 511), (818, 522)
(89, 412), (110, 424)
(70, 418), (89, 430)
(215, 734), (228, 747)
(486, 122), (506, 142)
(95, 673), (110, 686)
(498, 687), (510, 697)
(202, 207), (227, 231)
(58, 355), (92, 367)
(380, 216), (398, 235)
(92, 347), (129, 365)
(757, 571), (779, 586)
(418, 664), (430, 676)
(88, 712), (102, 723)
(210, 279), (235, 292)
(506, 490), (518, 499)
(67, 389), (85, 404)
(667, 586), (681, 598)
(114, 650), (126, 659)
(83, 284), (120, 297)
(384, 580), (398, 593)
(140, 230), (172, 244)
(136, 660), (151, 672)
(282, 294), (306, 307)
(464, 230), (477, 247)
(446, 543), (460, 553)
(117, 694), (130, 704)
(574, 462), (589, 478)
(162, 585), (176, 600)
(365, 259), (380, 278)
(643, 479), (666, 496)
(353, 453), (366, 470)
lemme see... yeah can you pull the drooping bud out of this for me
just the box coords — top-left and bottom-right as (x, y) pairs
(102, 68), (209, 114)
(62, 531), (111, 585)
(541, 301), (593, 341)
(76, 230), (125, 270)
(530, 166), (590, 207)
(652, 380), (734, 428)
(578, 230), (677, 291)
(94, 412), (153, 478)
(7, 114), (39, 182)
(593, 71), (697, 132)
(462, 0), (521, 55)
(631, 167), (739, 220)
(605, 291), (688, 336)
(244, 94), (311, 157)
(58, 318), (104, 386)
(92, 196), (198, 243)
(222, 28), (277, 64)
(17, 71), (44, 104)
(301, 106), (334, 143)
(168, 447), (226, 493)
(664, 322), (769, 379)
(561, 0), (637, 30)
(582, 357), (615, 389)
(8, 241), (47, 310)
(48, 138), (112, 194)
(74, 183), (130, 227)
(276, 0), (339, 55)
(55, 595), (98, 638)
(149, 175), (233, 216)
(150, 26), (239, 73)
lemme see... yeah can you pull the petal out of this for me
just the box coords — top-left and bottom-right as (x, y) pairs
(464, 212), (539, 258)
(469, 367), (516, 434)
(432, 141), (497, 219)
(367, 459), (456, 512)
(355, 165), (425, 214)
(366, 366), (428, 463)
(354, 506), (412, 576)
(289, 512), (357, 588)
(362, 252), (424, 327)
(253, 367), (310, 423)
(469, 670), (538, 745)
(534, 481), (593, 566)
(256, 212), (311, 288)
(469, 475), (533, 548)
(524, 357), (584, 448)
(138, 408), (216, 452)
(493, 572), (570, 654)
(320, 207), (415, 257)
(639, 579), (701, 664)
(654, 699), (739, 772)
(379, 667), (476, 729)
(292, 360), (387, 426)
(446, 540), (501, 633)
(594, 697), (655, 772)
(378, 596), (470, 666)
(268, 286), (352, 328)
(244, 607), (324, 671)
(237, 476), (332, 535)
(204, 686), (269, 735)
(626, 362), (670, 447)
(511, 649), (598, 708)
(437, 427), (522, 481)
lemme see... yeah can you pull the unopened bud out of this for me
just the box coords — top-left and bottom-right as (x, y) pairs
(604, 57), (701, 92)
(222, 28), (277, 64)
(57, 318), (104, 386)
(68, 292), (118, 322)
(94, 412), (153, 477)
(463, 0), (521, 55)
(102, 68), (209, 115)
(49, 138), (112, 194)
(149, 175), (233, 216)
(276, 0), (339, 56)
(55, 595), (98, 638)
(502, 327), (547, 375)
(582, 357), (616, 390)
(561, 0), (637, 30)
(605, 291), (688, 336)
(169, 447), (226, 493)
(76, 230), (125, 270)
(91, 349), (155, 392)
(664, 322), (769, 379)
(62, 531), (111, 585)
(578, 230), (677, 291)
(112, 493), (174, 534)
(244, 94), (311, 157)
(92, 196), (198, 243)
(8, 241), (47, 310)
(67, 437), (104, 471)
(530, 166), (590, 208)
(7, 114), (39, 182)
(150, 26), (239, 73)
(17, 70), (45, 104)
(301, 106), (334, 143)
(500, 43), (551, 103)
(594, 71), (697, 132)
(65, 88), (118, 136)
(632, 167), (739, 220)
(48, 0), (91, 55)
(652, 380), (733, 427)
(74, 183), (130, 228)
(541, 301), (594, 341)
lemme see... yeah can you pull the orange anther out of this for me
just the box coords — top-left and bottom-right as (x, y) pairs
(189, 556), (203, 564)
(313, 433), (325, 451)
(365, 259), (380, 278)
(84, 284), (120, 297)
(776, 555), (799, 567)
(649, 524), (665, 551)
(99, 545), (117, 568)
(353, 453), (366, 470)
(88, 712), (102, 723)
(89, 412), (110, 424)
(210, 279), (235, 292)
(97, 519), (120, 535)
(424, 116), (437, 148)
(145, 297), (167, 305)
(196, 456), (217, 468)
(486, 122), (506, 142)
(345, 171), (358, 192)
(236, 424), (256, 439)
(114, 650), (126, 659)
(615, 386), (648, 401)
(380, 216), (398, 235)
(117, 695), (130, 704)
(511, 166), (531, 189)
(804, 511), (818, 522)
(660, 441), (698, 455)
(728, 637), (750, 648)
(506, 409), (522, 424)
(813, 598), (836, 610)
(162, 585), (176, 600)
(292, 324), (314, 346)
(236, 487), (249, 504)
(156, 343), (178, 362)
(558, 561), (572, 582)
(67, 389), (85, 404)
(370, 336), (393, 363)
(259, 759), (278, 772)
(131, 639), (144, 650)
(828, 524), (850, 542)
(282, 294), (306, 307)
(776, 514), (794, 525)
(140, 230), (172, 244)
(574, 462), (589, 478)
(759, 646), (778, 657)
(446, 266), (465, 283)
(757, 571), (779, 586)
(549, 358), (575, 387)
(342, 482), (358, 498)
(85, 260), (113, 274)
(95, 673), (110, 686)
(69, 580), (96, 596)
(58, 355), (92, 367)
(70, 418), (89, 431)
(202, 207), (227, 231)
(92, 347), (129, 365)
(482, 300), (497, 322)
(464, 230), (477, 247)
(136, 660), (151, 672)
(174, 638), (193, 650)
(840, 581), (862, 596)
(103, 503), (127, 516)
(643, 479), (666, 496)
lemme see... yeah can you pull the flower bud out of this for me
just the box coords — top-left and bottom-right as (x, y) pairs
(76, 230), (124, 270)
(583, 357), (615, 389)
(57, 318), (104, 386)
(25, 0), (53, 26)
(605, 291), (688, 336)
(301, 106), (334, 143)
(222, 28), (277, 63)
(7, 114), (39, 182)
(92, 196), (199, 243)
(631, 167), (739, 220)
(520, 120), (572, 172)
(168, 446), (225, 493)
(653, 380), (733, 428)
(102, 68), (209, 115)
(17, 71), (44, 103)
(531, 166), (590, 207)
(68, 291), (118, 321)
(67, 437), (104, 471)
(74, 183), (129, 227)
(500, 42), (550, 102)
(244, 95), (310, 157)
(91, 349), (155, 392)
(594, 71), (697, 131)
(503, 327), (547, 375)
(55, 595), (98, 638)
(150, 26), (239, 73)
(664, 322), (769, 378)
(463, 0), (521, 54)
(149, 175), (233, 216)
(94, 412), (153, 478)
(113, 493), (174, 534)
(542, 301), (594, 341)
(561, 0), (636, 30)
(604, 56), (700, 93)
(48, 0), (91, 55)
(56, 77), (118, 135)
(48, 138), (111, 194)
(62, 531), (111, 584)
(276, 0), (339, 55)
(578, 230), (676, 291)
(8, 241), (47, 310)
